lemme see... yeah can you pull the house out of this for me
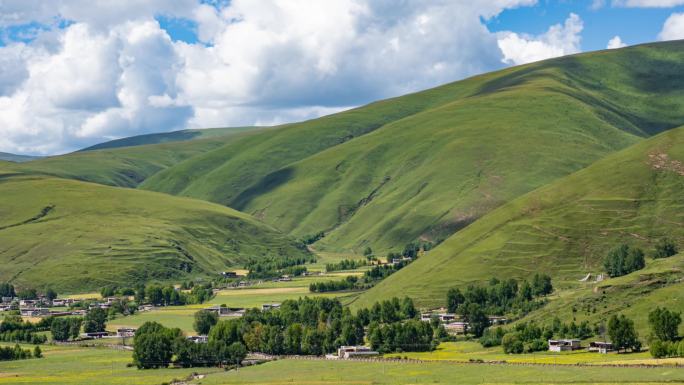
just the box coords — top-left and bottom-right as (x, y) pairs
(445, 321), (468, 335)
(187, 335), (208, 343)
(51, 299), (67, 307)
(49, 311), (73, 317)
(390, 256), (413, 265)
(0, 306), (11, 312)
(337, 346), (379, 359)
(205, 305), (245, 317)
(104, 297), (118, 304)
(438, 313), (457, 323)
(20, 307), (49, 317)
(221, 271), (239, 278)
(488, 316), (508, 325)
(81, 332), (109, 339)
(262, 303), (281, 311)
(548, 339), (582, 352)
(589, 341), (613, 354)
(19, 299), (36, 307)
(138, 304), (154, 312)
(116, 328), (137, 338)
(1, 296), (14, 304)
(420, 313), (434, 322)
(279, 275), (292, 282)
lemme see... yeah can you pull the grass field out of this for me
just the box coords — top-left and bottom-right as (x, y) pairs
(383, 341), (668, 366)
(190, 358), (684, 385)
(3, 343), (684, 385)
(0, 343), (221, 385)
(0, 173), (309, 292)
(356, 125), (684, 309)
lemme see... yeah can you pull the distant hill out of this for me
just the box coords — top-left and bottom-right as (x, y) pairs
(354, 126), (684, 308)
(139, 41), (684, 253)
(0, 170), (309, 293)
(0, 152), (41, 163)
(80, 126), (258, 151)
(10, 128), (266, 188)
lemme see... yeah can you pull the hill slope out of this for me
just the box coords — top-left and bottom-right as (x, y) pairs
(142, 41), (684, 252)
(354, 126), (684, 308)
(80, 126), (258, 151)
(0, 172), (309, 293)
(0, 152), (41, 163)
(8, 127), (266, 188)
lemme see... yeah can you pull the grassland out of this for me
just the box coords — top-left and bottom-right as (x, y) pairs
(80, 126), (259, 151)
(139, 41), (684, 254)
(0, 173), (308, 293)
(191, 358), (684, 385)
(383, 341), (666, 366)
(356, 126), (684, 309)
(5, 127), (267, 188)
(0, 343), (221, 385)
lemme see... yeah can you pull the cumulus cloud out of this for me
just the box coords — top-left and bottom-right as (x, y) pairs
(1, 0), (560, 155)
(659, 12), (684, 40)
(611, 0), (684, 7)
(497, 13), (583, 65)
(607, 35), (627, 48)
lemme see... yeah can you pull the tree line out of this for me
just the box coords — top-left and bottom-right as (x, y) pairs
(0, 315), (49, 344)
(244, 255), (316, 280)
(0, 344), (41, 362)
(604, 239), (678, 278)
(325, 259), (368, 272)
(310, 259), (411, 293)
(134, 296), (443, 369)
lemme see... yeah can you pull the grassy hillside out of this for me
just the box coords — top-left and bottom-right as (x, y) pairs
(354, 126), (684, 308)
(7, 128), (265, 188)
(0, 171), (309, 293)
(0, 152), (40, 163)
(80, 126), (257, 151)
(142, 41), (684, 252)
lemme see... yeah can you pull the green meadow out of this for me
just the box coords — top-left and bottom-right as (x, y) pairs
(357, 126), (684, 309)
(0, 173), (308, 292)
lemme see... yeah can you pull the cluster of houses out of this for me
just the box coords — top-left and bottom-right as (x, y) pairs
(548, 339), (614, 354)
(1, 296), (87, 318)
(419, 308), (508, 335)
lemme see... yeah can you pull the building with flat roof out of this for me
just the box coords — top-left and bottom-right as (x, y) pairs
(548, 339), (582, 352)
(337, 346), (379, 359)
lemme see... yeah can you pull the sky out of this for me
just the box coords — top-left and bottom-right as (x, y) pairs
(1, 0), (684, 155)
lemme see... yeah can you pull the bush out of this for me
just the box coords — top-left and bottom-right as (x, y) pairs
(653, 238), (678, 259)
(502, 333), (524, 354)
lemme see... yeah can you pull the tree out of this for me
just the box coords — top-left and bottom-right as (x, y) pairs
(33, 346), (42, 358)
(17, 288), (37, 300)
(134, 284), (146, 303)
(604, 244), (645, 277)
(0, 282), (15, 298)
(68, 318), (83, 340)
(461, 302), (489, 337)
(45, 288), (57, 302)
(193, 310), (218, 335)
(84, 308), (107, 333)
(363, 247), (374, 260)
(133, 322), (173, 369)
(502, 332), (524, 354)
(648, 307), (681, 342)
(653, 238), (678, 259)
(531, 274), (553, 296)
(146, 285), (163, 305)
(400, 297), (417, 319)
(608, 314), (641, 353)
(50, 318), (70, 341)
(446, 288), (465, 313)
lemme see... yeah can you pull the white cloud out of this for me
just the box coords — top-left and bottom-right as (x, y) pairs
(0, 0), (561, 155)
(607, 35), (627, 49)
(611, 0), (684, 7)
(659, 12), (684, 40)
(497, 13), (583, 65)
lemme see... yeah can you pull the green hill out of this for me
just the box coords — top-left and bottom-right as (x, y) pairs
(354, 126), (684, 309)
(0, 152), (41, 163)
(80, 126), (258, 151)
(0, 171), (309, 293)
(8, 127), (266, 188)
(140, 41), (684, 253)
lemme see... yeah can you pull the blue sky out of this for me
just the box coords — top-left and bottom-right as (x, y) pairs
(0, 0), (683, 155)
